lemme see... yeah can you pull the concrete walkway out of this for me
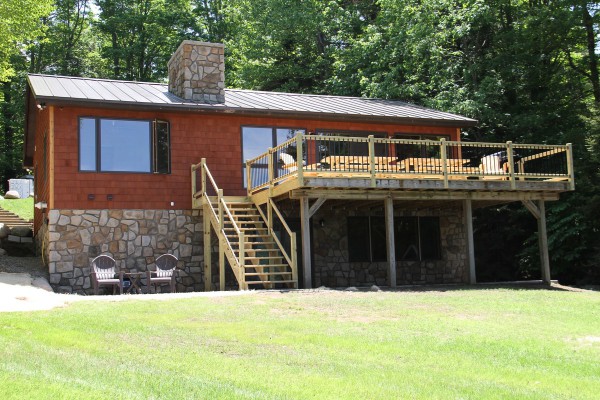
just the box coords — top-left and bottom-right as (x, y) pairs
(0, 272), (253, 313)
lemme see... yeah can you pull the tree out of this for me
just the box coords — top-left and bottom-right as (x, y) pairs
(0, 0), (53, 81)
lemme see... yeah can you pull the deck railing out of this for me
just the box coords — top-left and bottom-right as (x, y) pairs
(246, 134), (574, 194)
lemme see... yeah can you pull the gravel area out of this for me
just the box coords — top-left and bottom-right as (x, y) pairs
(0, 255), (48, 279)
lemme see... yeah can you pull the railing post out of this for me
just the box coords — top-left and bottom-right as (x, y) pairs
(268, 147), (274, 197)
(507, 141), (516, 190)
(218, 189), (224, 230)
(191, 164), (197, 199)
(239, 231), (246, 290)
(201, 158), (207, 196)
(267, 200), (273, 235)
(296, 134), (304, 186)
(368, 135), (376, 187)
(440, 138), (449, 189)
(566, 143), (575, 190)
(291, 232), (298, 288)
(246, 160), (252, 196)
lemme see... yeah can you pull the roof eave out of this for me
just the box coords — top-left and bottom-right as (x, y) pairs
(32, 96), (479, 128)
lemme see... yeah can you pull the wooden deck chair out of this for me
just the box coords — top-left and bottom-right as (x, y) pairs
(479, 153), (508, 179)
(90, 255), (123, 295)
(280, 153), (299, 173)
(146, 254), (179, 293)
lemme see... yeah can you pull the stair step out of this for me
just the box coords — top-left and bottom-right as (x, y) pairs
(244, 264), (289, 269)
(244, 272), (292, 277)
(245, 280), (297, 285)
(244, 256), (284, 260)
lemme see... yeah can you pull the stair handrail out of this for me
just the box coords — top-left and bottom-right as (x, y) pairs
(194, 159), (245, 275)
(254, 199), (298, 284)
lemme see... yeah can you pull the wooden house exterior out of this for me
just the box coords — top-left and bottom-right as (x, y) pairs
(24, 41), (574, 293)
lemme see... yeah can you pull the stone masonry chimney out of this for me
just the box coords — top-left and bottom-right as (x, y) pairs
(168, 40), (225, 103)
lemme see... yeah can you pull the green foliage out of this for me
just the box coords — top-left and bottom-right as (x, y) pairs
(0, 0), (53, 80)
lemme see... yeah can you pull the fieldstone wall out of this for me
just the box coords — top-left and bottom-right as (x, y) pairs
(310, 205), (468, 287)
(47, 209), (203, 294)
(167, 40), (225, 103)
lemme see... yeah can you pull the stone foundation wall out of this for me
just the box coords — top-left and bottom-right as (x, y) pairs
(47, 209), (204, 294)
(310, 206), (468, 287)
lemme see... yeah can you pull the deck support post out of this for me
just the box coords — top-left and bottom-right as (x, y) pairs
(537, 200), (551, 284)
(463, 199), (476, 284)
(203, 205), (212, 291)
(300, 196), (312, 288)
(219, 237), (225, 291)
(522, 200), (551, 284)
(384, 197), (396, 287)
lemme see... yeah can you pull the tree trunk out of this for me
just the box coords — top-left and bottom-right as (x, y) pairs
(582, 5), (600, 104)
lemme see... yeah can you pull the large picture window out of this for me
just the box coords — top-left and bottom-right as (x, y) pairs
(395, 216), (441, 261)
(79, 118), (170, 173)
(394, 134), (451, 160)
(347, 216), (386, 262)
(348, 216), (442, 262)
(242, 126), (305, 187)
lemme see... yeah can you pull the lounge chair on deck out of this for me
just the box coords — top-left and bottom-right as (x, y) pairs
(90, 255), (123, 295)
(146, 254), (179, 293)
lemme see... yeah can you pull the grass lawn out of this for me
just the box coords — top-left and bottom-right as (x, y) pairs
(0, 197), (34, 221)
(1, 287), (599, 399)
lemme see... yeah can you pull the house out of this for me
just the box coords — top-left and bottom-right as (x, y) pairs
(24, 41), (574, 293)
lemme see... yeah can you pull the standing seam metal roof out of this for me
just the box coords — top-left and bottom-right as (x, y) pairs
(27, 74), (477, 125)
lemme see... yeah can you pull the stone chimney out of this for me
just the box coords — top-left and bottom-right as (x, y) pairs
(167, 40), (225, 103)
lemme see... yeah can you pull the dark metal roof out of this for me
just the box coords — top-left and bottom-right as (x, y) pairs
(27, 74), (477, 126)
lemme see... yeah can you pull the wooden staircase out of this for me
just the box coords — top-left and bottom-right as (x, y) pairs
(0, 206), (32, 229)
(193, 159), (298, 291)
(222, 200), (297, 289)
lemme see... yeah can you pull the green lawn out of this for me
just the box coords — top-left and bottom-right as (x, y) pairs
(0, 197), (34, 221)
(1, 288), (599, 399)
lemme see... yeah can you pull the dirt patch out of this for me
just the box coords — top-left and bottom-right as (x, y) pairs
(0, 255), (48, 279)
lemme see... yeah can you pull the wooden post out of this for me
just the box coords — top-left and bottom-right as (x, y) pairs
(384, 197), (396, 287)
(246, 160), (252, 196)
(201, 158), (207, 195)
(217, 189), (224, 230)
(219, 237), (225, 291)
(440, 138), (449, 188)
(291, 232), (298, 288)
(239, 231), (246, 290)
(537, 200), (551, 284)
(368, 135), (376, 187)
(267, 200), (273, 235)
(299, 197), (312, 288)
(268, 147), (274, 197)
(507, 141), (516, 189)
(566, 143), (575, 191)
(203, 204), (212, 291)
(191, 165), (197, 198)
(296, 134), (304, 186)
(463, 199), (476, 284)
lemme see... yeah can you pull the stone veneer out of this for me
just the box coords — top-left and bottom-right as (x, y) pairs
(167, 40), (225, 103)
(310, 206), (468, 287)
(46, 209), (204, 294)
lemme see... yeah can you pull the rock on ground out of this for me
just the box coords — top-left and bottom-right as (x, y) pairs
(3, 191), (20, 199)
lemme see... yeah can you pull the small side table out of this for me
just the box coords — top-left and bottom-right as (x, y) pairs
(122, 272), (144, 294)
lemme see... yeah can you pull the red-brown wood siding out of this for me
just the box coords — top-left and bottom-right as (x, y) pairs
(32, 106), (50, 233)
(49, 106), (459, 212)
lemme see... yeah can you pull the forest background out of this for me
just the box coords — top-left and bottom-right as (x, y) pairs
(1, 0), (599, 285)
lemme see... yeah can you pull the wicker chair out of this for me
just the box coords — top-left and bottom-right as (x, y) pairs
(90, 255), (123, 295)
(146, 254), (179, 293)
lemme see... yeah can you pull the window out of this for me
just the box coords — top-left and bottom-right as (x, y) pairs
(316, 130), (387, 159)
(394, 134), (451, 160)
(395, 216), (441, 261)
(242, 126), (305, 187)
(348, 216), (386, 262)
(79, 118), (170, 173)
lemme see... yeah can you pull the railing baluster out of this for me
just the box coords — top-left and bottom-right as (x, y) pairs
(239, 230), (245, 289)
(506, 141), (516, 189)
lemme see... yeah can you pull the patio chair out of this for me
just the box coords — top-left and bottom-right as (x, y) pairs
(146, 254), (179, 293)
(280, 153), (299, 173)
(479, 152), (506, 175)
(90, 255), (123, 295)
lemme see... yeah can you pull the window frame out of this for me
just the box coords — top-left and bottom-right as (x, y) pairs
(240, 125), (306, 188)
(394, 216), (442, 261)
(78, 116), (170, 174)
(347, 216), (387, 263)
